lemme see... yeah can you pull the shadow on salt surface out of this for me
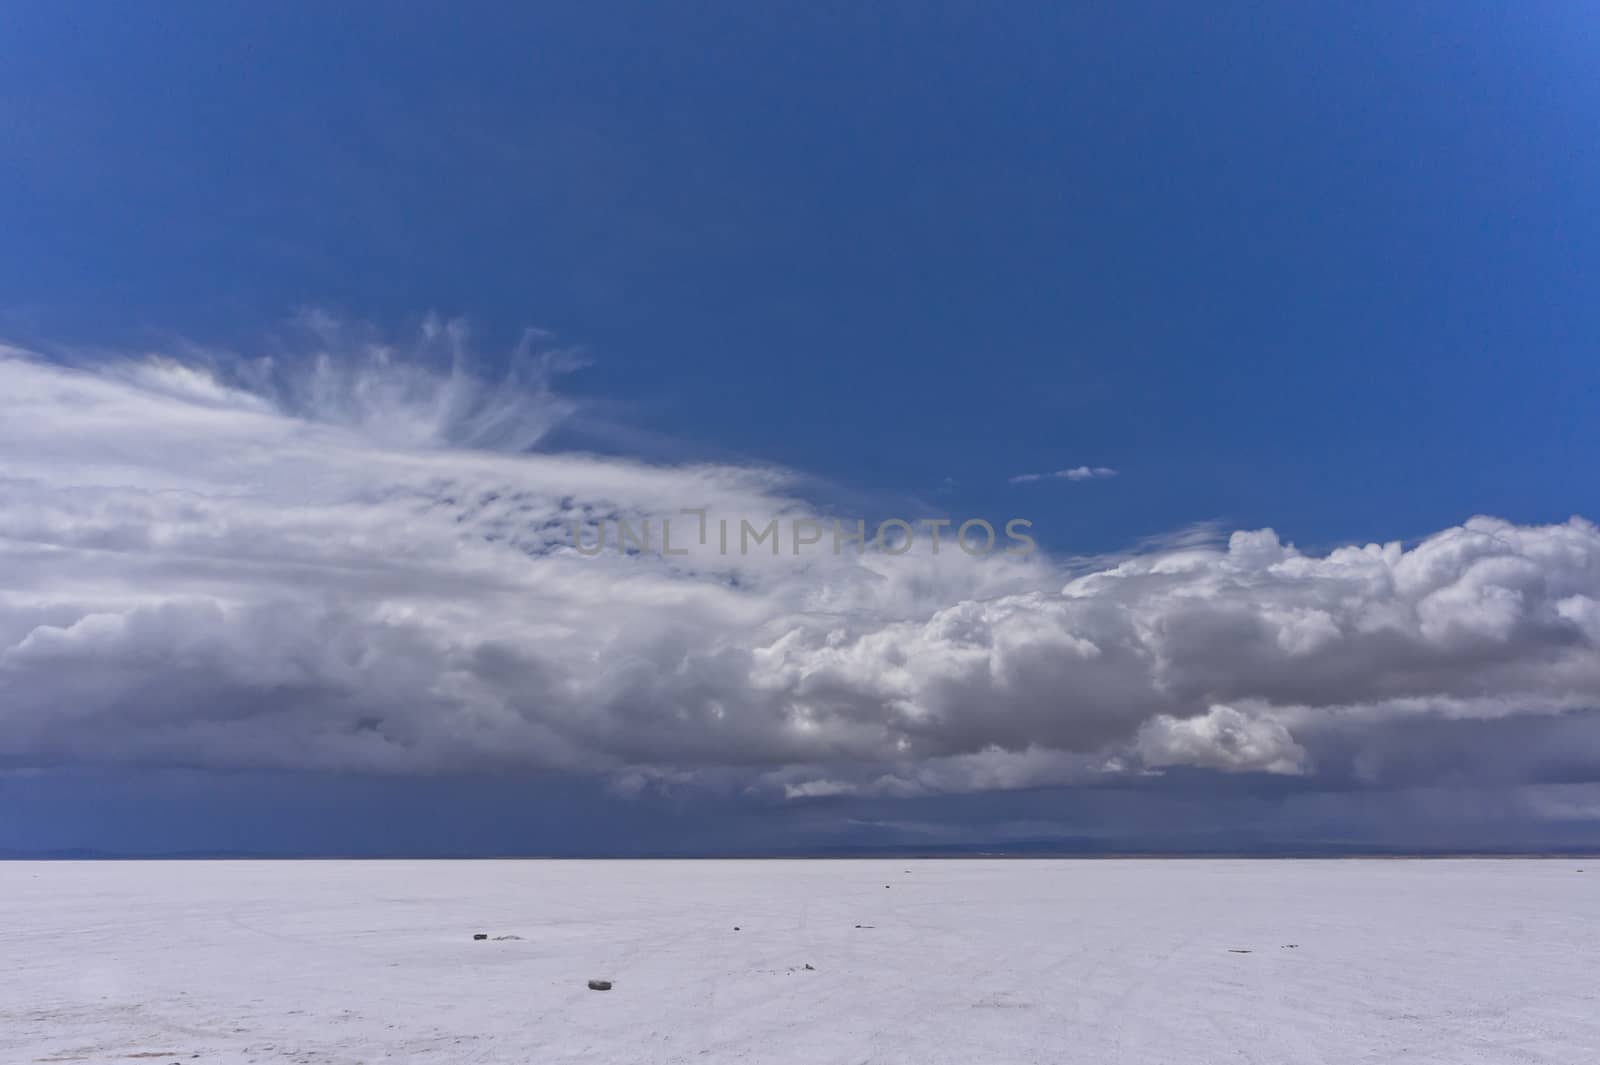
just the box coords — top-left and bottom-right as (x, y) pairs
(971, 993), (1035, 1010)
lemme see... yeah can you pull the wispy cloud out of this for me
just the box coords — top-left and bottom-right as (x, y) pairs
(1009, 465), (1118, 484)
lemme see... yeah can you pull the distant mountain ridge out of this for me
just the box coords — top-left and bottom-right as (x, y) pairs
(6, 841), (1600, 860)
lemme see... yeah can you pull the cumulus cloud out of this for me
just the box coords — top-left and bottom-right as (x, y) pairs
(1137, 705), (1307, 775)
(1010, 466), (1118, 484)
(2, 335), (1599, 799)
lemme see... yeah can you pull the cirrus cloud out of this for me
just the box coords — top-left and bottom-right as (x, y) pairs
(1009, 465), (1118, 484)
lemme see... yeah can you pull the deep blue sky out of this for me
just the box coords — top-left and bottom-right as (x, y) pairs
(5, 2), (1597, 556)
(5, 3), (1600, 856)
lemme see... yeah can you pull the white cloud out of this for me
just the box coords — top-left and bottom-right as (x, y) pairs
(1009, 466), (1118, 484)
(1137, 705), (1308, 775)
(2, 336), (1599, 796)
(783, 778), (859, 799)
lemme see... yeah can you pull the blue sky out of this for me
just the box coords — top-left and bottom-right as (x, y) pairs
(3, 3), (1600, 855)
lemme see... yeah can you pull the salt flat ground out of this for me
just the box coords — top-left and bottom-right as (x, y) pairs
(3, 860), (1598, 1064)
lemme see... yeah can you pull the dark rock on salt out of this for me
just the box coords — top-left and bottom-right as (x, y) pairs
(472, 933), (488, 940)
(588, 979), (613, 991)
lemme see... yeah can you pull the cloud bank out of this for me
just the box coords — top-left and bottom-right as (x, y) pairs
(3, 339), (1598, 801)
